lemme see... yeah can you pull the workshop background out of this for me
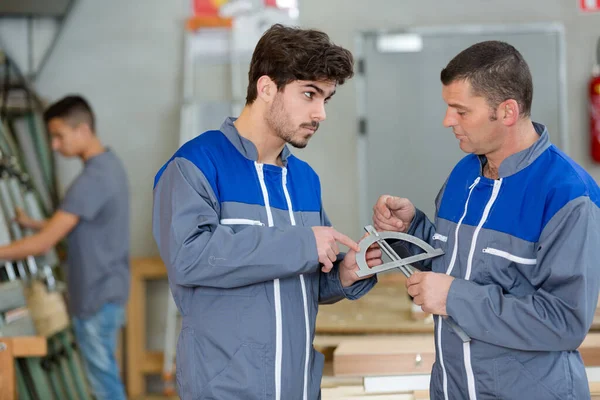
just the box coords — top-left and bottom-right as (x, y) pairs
(1, 0), (600, 399)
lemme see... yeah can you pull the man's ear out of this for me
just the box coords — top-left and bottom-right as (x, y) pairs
(257, 75), (275, 103)
(500, 99), (520, 126)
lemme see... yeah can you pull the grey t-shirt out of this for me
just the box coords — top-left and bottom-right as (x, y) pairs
(60, 150), (130, 318)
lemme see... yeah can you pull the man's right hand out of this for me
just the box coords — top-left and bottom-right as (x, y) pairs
(372, 195), (416, 233)
(311, 227), (360, 272)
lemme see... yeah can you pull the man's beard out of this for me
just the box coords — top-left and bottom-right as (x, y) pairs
(266, 95), (319, 149)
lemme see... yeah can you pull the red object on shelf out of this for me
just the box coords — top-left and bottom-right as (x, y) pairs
(590, 70), (600, 162)
(192, 0), (219, 16)
(580, 0), (600, 12)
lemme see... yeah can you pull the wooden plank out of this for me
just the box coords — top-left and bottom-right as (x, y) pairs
(141, 351), (163, 374)
(591, 381), (600, 397)
(125, 257), (168, 398)
(582, 333), (600, 366)
(315, 334), (407, 363)
(315, 334), (411, 349)
(321, 385), (417, 400)
(413, 390), (430, 400)
(321, 361), (363, 388)
(334, 335), (435, 377)
(334, 335), (434, 357)
(126, 260), (147, 398)
(586, 297), (600, 331)
(132, 257), (168, 279)
(324, 378), (598, 399)
(9, 336), (47, 357)
(316, 273), (434, 334)
(322, 385), (366, 397)
(334, 333), (600, 377)
(0, 339), (15, 400)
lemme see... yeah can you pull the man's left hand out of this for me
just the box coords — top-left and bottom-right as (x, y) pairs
(339, 240), (382, 288)
(406, 271), (454, 315)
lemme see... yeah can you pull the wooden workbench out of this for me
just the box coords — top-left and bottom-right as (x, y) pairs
(317, 272), (600, 334)
(316, 273), (433, 335)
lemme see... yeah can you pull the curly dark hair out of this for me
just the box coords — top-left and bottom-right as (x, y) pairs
(245, 24), (354, 104)
(441, 41), (533, 118)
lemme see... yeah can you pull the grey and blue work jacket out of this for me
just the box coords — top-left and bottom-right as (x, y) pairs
(403, 122), (600, 399)
(152, 117), (376, 400)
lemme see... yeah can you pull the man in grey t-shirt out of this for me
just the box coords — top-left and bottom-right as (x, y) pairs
(0, 95), (129, 400)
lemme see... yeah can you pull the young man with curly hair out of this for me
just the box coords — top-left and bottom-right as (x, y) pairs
(153, 24), (381, 400)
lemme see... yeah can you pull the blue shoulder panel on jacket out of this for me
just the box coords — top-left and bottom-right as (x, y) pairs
(154, 131), (323, 212)
(154, 130), (264, 206)
(438, 147), (600, 243)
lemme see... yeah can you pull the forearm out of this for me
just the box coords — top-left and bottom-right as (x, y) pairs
(0, 235), (49, 261)
(319, 258), (378, 304)
(164, 225), (320, 288)
(406, 208), (436, 243)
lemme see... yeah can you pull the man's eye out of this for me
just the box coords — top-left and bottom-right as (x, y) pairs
(304, 92), (313, 99)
